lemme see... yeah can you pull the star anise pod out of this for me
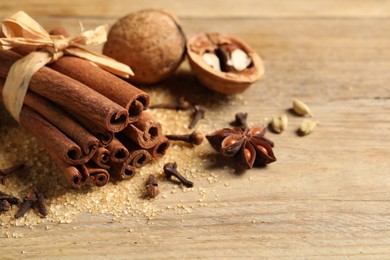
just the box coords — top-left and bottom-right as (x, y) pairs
(206, 125), (276, 170)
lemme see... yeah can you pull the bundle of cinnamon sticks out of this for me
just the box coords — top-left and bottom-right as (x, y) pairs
(0, 29), (169, 188)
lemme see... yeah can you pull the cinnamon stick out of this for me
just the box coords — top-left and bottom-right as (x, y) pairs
(116, 134), (153, 168)
(0, 50), (128, 132)
(19, 106), (95, 165)
(106, 137), (129, 164)
(0, 78), (96, 165)
(58, 163), (89, 188)
(69, 111), (115, 146)
(110, 161), (137, 181)
(128, 149), (153, 168)
(50, 56), (150, 123)
(85, 163), (110, 187)
(91, 147), (111, 170)
(20, 90), (98, 156)
(16, 106), (89, 186)
(147, 135), (170, 159)
(17, 27), (151, 124)
(122, 112), (162, 149)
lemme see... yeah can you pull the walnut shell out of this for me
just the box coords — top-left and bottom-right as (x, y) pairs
(187, 32), (265, 94)
(103, 9), (186, 84)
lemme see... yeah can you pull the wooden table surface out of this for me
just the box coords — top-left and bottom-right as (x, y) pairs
(1, 1), (390, 259)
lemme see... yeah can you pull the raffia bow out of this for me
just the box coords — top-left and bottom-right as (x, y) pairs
(0, 11), (133, 122)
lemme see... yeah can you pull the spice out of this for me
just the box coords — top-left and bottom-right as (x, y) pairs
(206, 125), (276, 170)
(0, 50), (129, 133)
(149, 97), (192, 110)
(165, 131), (204, 145)
(230, 112), (248, 130)
(14, 191), (37, 219)
(189, 105), (206, 129)
(145, 174), (159, 199)
(187, 32), (264, 94)
(0, 191), (20, 205)
(35, 191), (48, 217)
(0, 163), (25, 185)
(48, 53), (149, 124)
(0, 199), (11, 212)
(122, 112), (162, 149)
(86, 165), (110, 187)
(91, 147), (111, 169)
(163, 162), (194, 188)
(270, 114), (288, 133)
(292, 99), (312, 117)
(147, 136), (170, 159)
(298, 119), (318, 136)
(106, 138), (130, 164)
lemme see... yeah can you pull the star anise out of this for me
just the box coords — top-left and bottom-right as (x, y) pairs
(206, 125), (276, 170)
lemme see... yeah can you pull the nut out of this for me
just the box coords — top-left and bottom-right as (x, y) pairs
(187, 32), (265, 94)
(298, 119), (318, 136)
(103, 9), (186, 84)
(292, 99), (312, 117)
(270, 114), (288, 133)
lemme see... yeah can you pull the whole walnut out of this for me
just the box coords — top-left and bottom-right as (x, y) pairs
(103, 9), (186, 84)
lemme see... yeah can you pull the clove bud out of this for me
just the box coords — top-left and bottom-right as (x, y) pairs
(145, 174), (159, 199)
(14, 191), (37, 219)
(35, 190), (48, 217)
(165, 131), (204, 145)
(0, 163), (26, 185)
(163, 162), (194, 188)
(0, 200), (11, 212)
(230, 112), (248, 130)
(189, 105), (206, 129)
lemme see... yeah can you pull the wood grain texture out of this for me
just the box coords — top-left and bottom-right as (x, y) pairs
(1, 1), (390, 259)
(1, 0), (390, 18)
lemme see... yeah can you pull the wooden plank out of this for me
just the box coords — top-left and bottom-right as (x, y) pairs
(1, 0), (390, 19)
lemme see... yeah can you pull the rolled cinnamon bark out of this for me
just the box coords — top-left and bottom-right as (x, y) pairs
(19, 106), (95, 165)
(0, 78), (97, 165)
(17, 106), (90, 186)
(0, 50), (128, 132)
(128, 149), (152, 168)
(123, 164), (136, 180)
(106, 137), (129, 164)
(147, 135), (170, 159)
(0, 78), (99, 155)
(122, 112), (162, 149)
(85, 163), (110, 187)
(22, 91), (98, 156)
(16, 27), (150, 124)
(95, 131), (114, 147)
(110, 161), (137, 181)
(70, 112), (114, 146)
(56, 161), (89, 188)
(91, 147), (111, 170)
(117, 134), (153, 168)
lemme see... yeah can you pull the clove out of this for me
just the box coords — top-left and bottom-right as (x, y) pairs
(0, 191), (20, 205)
(163, 162), (194, 188)
(149, 97), (192, 110)
(0, 163), (26, 185)
(230, 112), (248, 130)
(165, 131), (204, 145)
(35, 190), (48, 217)
(14, 191), (36, 219)
(145, 174), (159, 199)
(0, 200), (11, 212)
(189, 105), (206, 129)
